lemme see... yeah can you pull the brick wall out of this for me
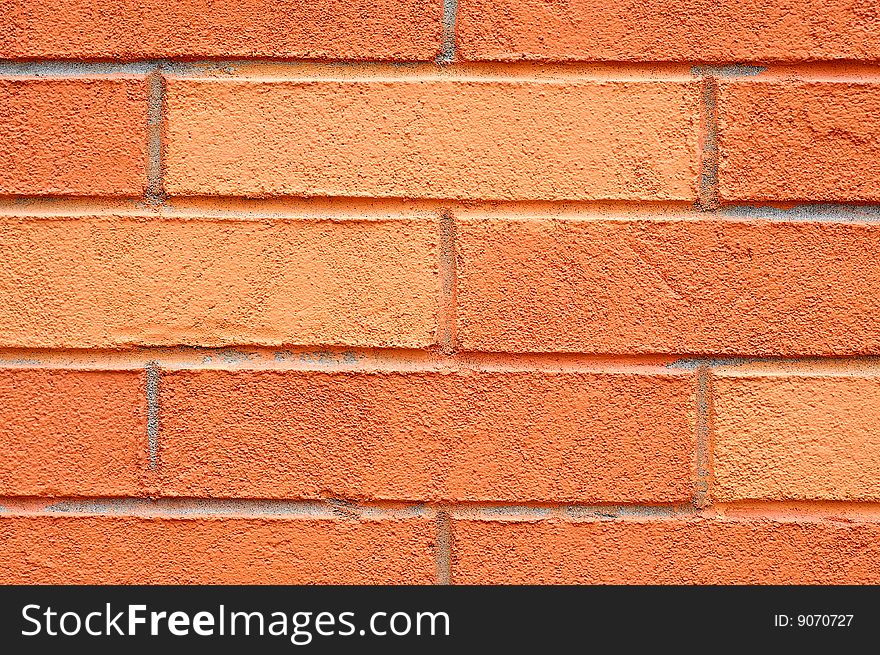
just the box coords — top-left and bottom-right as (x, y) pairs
(2, 1), (880, 584)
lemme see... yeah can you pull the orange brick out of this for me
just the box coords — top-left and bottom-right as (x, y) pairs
(0, 79), (148, 196)
(0, 516), (434, 583)
(158, 370), (694, 503)
(719, 81), (880, 202)
(0, 0), (441, 60)
(712, 372), (880, 502)
(164, 79), (700, 201)
(457, 0), (880, 61)
(451, 518), (880, 584)
(0, 216), (437, 348)
(456, 218), (880, 355)
(0, 369), (146, 497)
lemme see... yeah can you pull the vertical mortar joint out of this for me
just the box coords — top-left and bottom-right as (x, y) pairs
(695, 69), (720, 212)
(437, 0), (458, 64)
(436, 509), (452, 585)
(146, 361), (161, 471)
(694, 365), (712, 508)
(146, 60), (166, 205)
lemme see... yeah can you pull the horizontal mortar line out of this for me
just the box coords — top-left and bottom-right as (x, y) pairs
(0, 347), (680, 373)
(0, 197), (696, 217)
(0, 60), (162, 76)
(689, 63), (880, 82)
(3, 59), (880, 80)
(0, 59), (697, 81)
(2, 499), (879, 522)
(3, 348), (880, 373)
(667, 356), (880, 374)
(0, 498), (687, 520)
(8, 198), (880, 223)
(453, 504), (695, 520)
(0, 197), (701, 219)
(691, 64), (766, 78)
(696, 61), (880, 82)
(0, 498), (429, 519)
(718, 204), (880, 223)
(452, 500), (880, 520)
(459, 60), (880, 78)
(164, 74), (701, 84)
(711, 500), (880, 517)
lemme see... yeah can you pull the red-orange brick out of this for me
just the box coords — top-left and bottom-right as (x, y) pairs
(719, 81), (880, 202)
(0, 78), (148, 196)
(158, 370), (694, 502)
(457, 0), (880, 61)
(0, 0), (441, 60)
(163, 79), (700, 201)
(456, 218), (880, 355)
(0, 369), (146, 497)
(0, 516), (434, 584)
(0, 216), (437, 348)
(712, 372), (880, 502)
(451, 518), (880, 584)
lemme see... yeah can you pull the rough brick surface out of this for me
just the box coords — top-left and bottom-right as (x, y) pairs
(0, 370), (146, 497)
(712, 373), (880, 501)
(158, 369), (695, 502)
(164, 79), (701, 201)
(719, 81), (880, 202)
(0, 516), (434, 584)
(457, 0), (880, 62)
(0, 78), (148, 196)
(456, 218), (880, 355)
(0, 0), (441, 60)
(451, 519), (880, 584)
(0, 216), (437, 348)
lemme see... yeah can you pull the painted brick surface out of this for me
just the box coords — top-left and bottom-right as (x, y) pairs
(0, 78), (148, 195)
(0, 0), (441, 60)
(456, 218), (880, 355)
(0, 370), (146, 497)
(0, 216), (437, 348)
(164, 79), (701, 201)
(457, 0), (880, 62)
(451, 519), (880, 584)
(719, 81), (880, 202)
(712, 373), (880, 501)
(158, 369), (694, 502)
(0, 516), (434, 584)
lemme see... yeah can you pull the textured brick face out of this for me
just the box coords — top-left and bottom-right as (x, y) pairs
(0, 216), (437, 348)
(718, 81), (880, 202)
(3, 0), (880, 587)
(0, 0), (442, 60)
(164, 79), (701, 201)
(0, 78), (148, 195)
(158, 369), (695, 503)
(0, 516), (435, 584)
(456, 218), (880, 355)
(0, 369), (146, 497)
(712, 373), (880, 502)
(457, 0), (880, 62)
(451, 519), (880, 584)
